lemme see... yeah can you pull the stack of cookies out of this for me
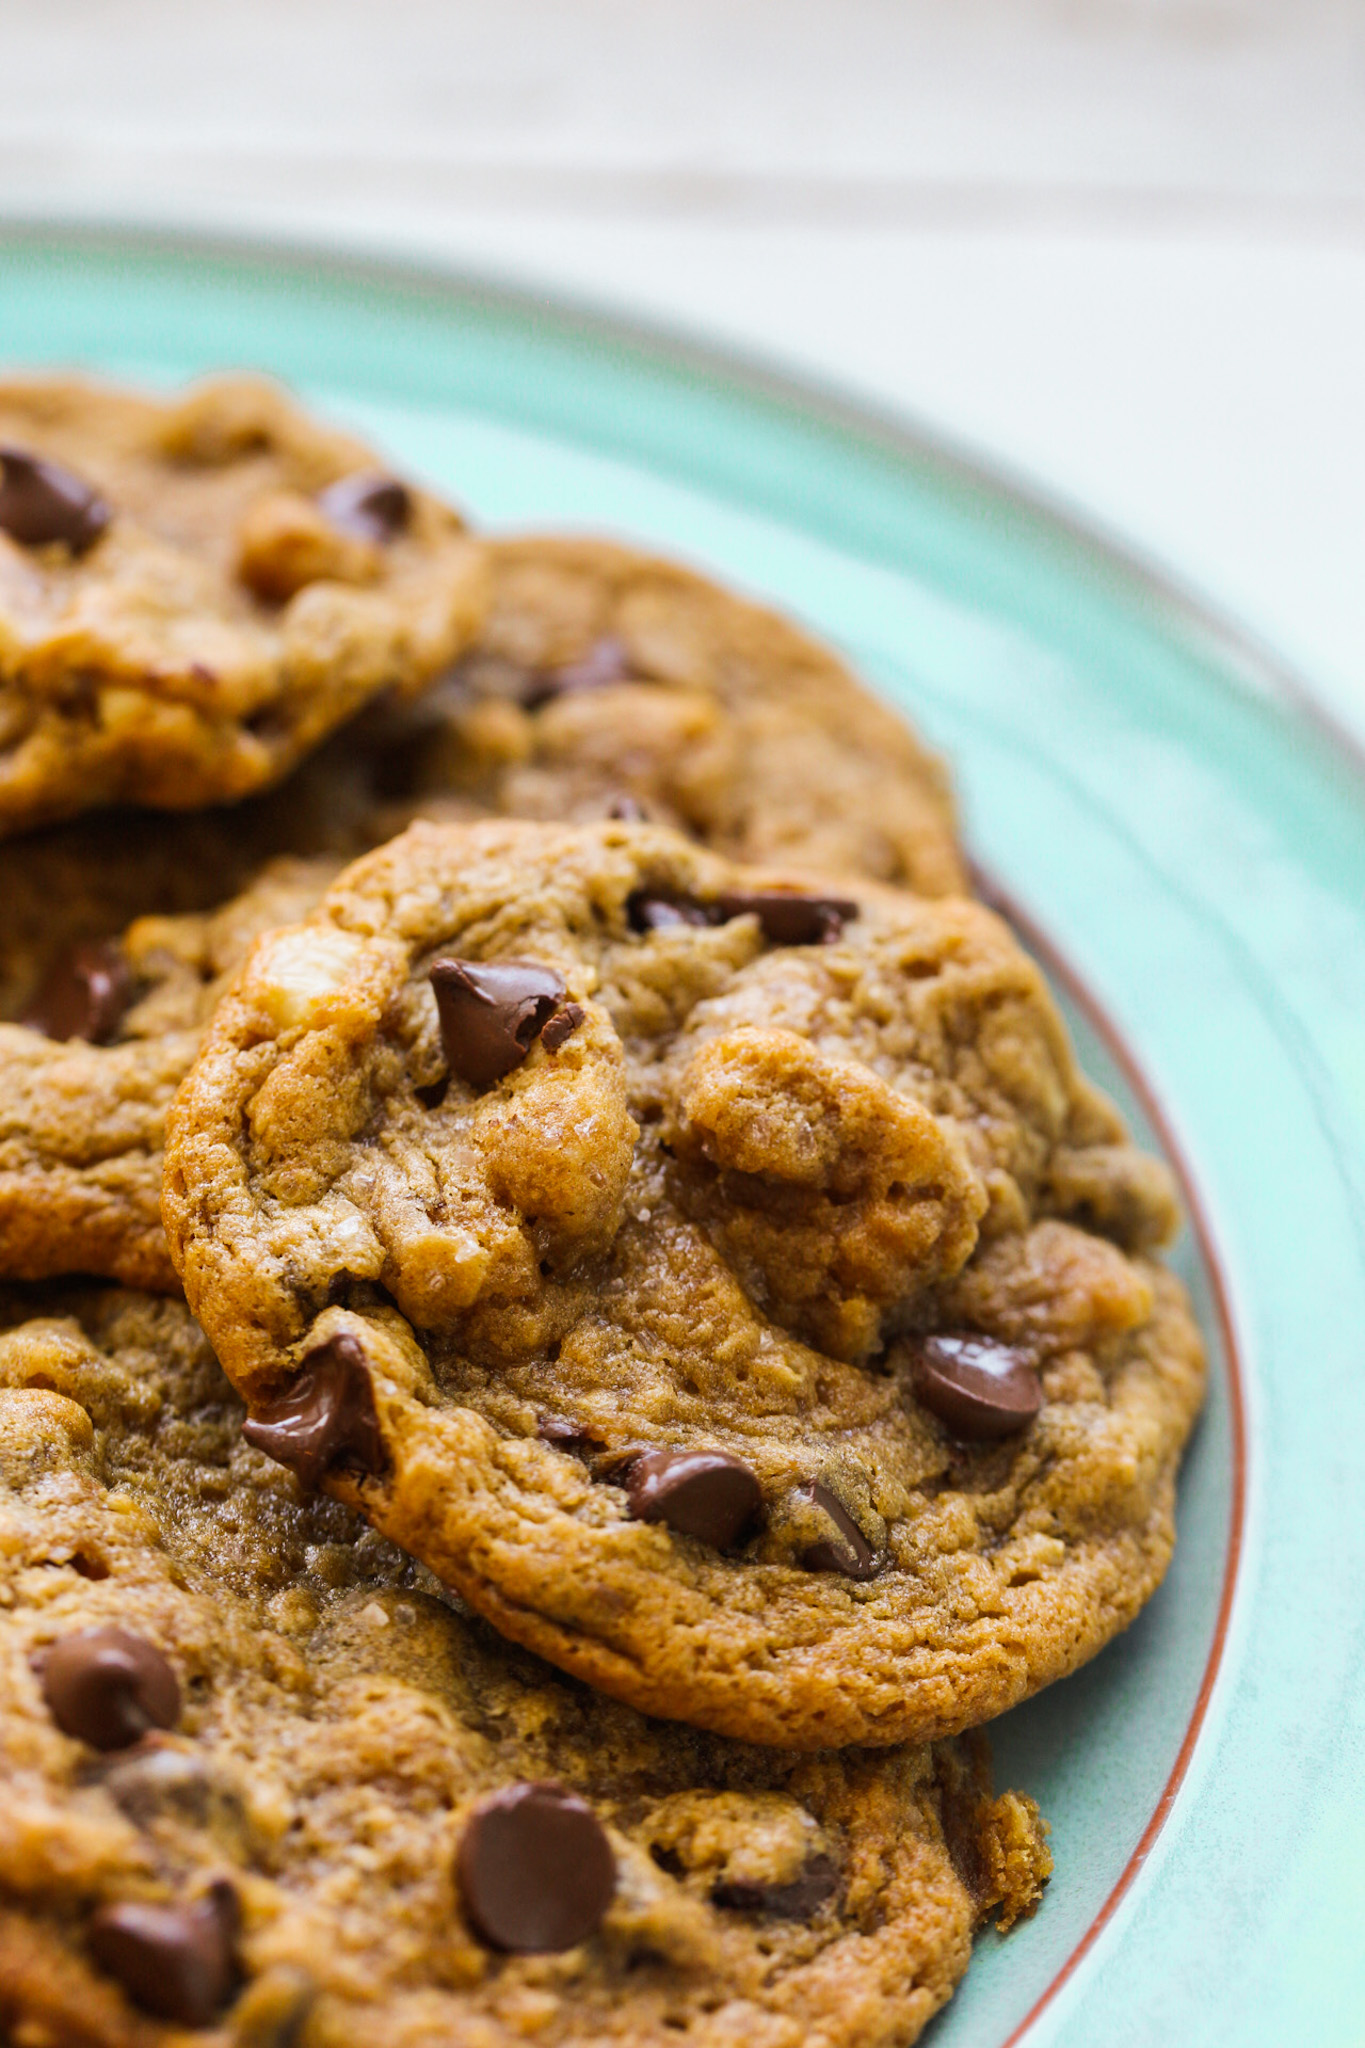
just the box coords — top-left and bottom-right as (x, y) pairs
(0, 377), (1206, 2048)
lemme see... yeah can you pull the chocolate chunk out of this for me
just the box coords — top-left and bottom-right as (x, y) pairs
(798, 1482), (883, 1581)
(712, 1853), (840, 1919)
(429, 958), (568, 1089)
(908, 1334), (1043, 1441)
(713, 890), (857, 945)
(39, 1628), (180, 1750)
(539, 1002), (584, 1054)
(626, 1449), (763, 1550)
(626, 891), (714, 934)
(457, 1782), (616, 1952)
(522, 636), (632, 708)
(0, 446), (111, 554)
(22, 940), (132, 1043)
(243, 1332), (387, 1492)
(626, 889), (856, 944)
(536, 1414), (603, 1458)
(317, 471), (411, 543)
(89, 1880), (239, 2026)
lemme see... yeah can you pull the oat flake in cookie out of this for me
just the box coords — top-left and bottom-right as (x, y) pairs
(0, 375), (486, 833)
(0, 1285), (1048, 2047)
(163, 819), (1205, 1749)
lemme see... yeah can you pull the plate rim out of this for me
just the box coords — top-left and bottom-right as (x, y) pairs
(1, 210), (1364, 814)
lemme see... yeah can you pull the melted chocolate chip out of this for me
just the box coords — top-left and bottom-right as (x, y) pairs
(539, 1002), (585, 1054)
(626, 1449), (763, 1550)
(713, 890), (857, 945)
(625, 888), (856, 944)
(457, 1782), (616, 1952)
(102, 1744), (219, 1829)
(798, 1482), (883, 1581)
(0, 446), (111, 554)
(317, 471), (411, 543)
(243, 1333), (387, 1491)
(521, 636), (632, 708)
(39, 1628), (180, 1750)
(712, 1853), (840, 1920)
(626, 891), (714, 933)
(908, 1334), (1043, 1441)
(22, 940), (132, 1043)
(536, 1415), (604, 1458)
(429, 958), (569, 1089)
(89, 1880), (239, 2026)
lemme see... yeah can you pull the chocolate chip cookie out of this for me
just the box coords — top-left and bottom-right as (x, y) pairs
(0, 1284), (1048, 2046)
(0, 856), (338, 1291)
(163, 818), (1205, 1749)
(0, 375), (486, 833)
(356, 533), (967, 894)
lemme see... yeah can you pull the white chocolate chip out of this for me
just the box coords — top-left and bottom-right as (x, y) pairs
(258, 927), (370, 1029)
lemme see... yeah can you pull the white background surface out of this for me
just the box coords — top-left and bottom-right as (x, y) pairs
(3, 0), (1364, 738)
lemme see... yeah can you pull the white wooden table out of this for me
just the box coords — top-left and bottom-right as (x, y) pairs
(3, 0), (1363, 740)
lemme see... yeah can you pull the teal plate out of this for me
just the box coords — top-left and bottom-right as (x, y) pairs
(2, 226), (1363, 2047)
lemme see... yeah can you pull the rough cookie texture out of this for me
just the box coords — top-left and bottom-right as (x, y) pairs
(0, 859), (338, 1291)
(356, 534), (967, 894)
(0, 375), (487, 832)
(164, 820), (1204, 1748)
(0, 1286), (1048, 2047)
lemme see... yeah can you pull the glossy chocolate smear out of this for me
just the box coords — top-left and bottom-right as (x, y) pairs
(429, 958), (569, 1089)
(712, 1853), (840, 1919)
(243, 1332), (387, 1491)
(626, 1448), (763, 1550)
(22, 939), (132, 1043)
(908, 1334), (1043, 1441)
(0, 446), (111, 554)
(626, 888), (856, 944)
(537, 1414), (604, 1458)
(39, 1627), (180, 1751)
(317, 471), (411, 543)
(521, 635), (632, 708)
(89, 1880), (240, 2026)
(458, 1782), (616, 1952)
(626, 891), (715, 934)
(714, 890), (858, 945)
(798, 1481), (883, 1581)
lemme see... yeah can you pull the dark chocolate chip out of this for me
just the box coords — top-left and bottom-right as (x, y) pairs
(539, 1002), (584, 1054)
(89, 1879), (240, 2026)
(605, 793), (649, 822)
(798, 1482), (883, 1581)
(626, 1449), (763, 1550)
(0, 446), (111, 554)
(243, 1332), (387, 1492)
(316, 471), (411, 543)
(907, 1334), (1043, 1442)
(39, 1628), (180, 1750)
(713, 890), (857, 945)
(22, 940), (132, 1043)
(712, 1853), (840, 1920)
(429, 958), (568, 1089)
(457, 1782), (616, 1953)
(626, 891), (714, 934)
(521, 636), (632, 708)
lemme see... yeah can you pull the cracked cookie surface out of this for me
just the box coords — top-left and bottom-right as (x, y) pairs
(0, 1284), (1048, 2047)
(356, 534), (967, 894)
(0, 375), (486, 833)
(164, 819), (1205, 1748)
